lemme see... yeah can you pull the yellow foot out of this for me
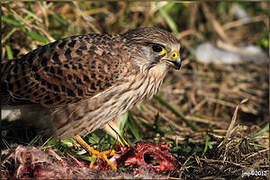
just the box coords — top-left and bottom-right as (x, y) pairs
(74, 135), (116, 169)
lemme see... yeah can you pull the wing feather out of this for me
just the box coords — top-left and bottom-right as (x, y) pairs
(1, 34), (129, 107)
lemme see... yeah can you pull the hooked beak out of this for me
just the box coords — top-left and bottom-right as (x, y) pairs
(162, 51), (182, 70)
(165, 58), (181, 70)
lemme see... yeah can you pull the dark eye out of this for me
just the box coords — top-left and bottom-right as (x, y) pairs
(152, 45), (162, 53)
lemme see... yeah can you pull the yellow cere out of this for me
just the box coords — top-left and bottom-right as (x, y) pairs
(169, 51), (179, 60)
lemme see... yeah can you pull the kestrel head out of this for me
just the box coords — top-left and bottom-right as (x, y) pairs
(122, 27), (181, 72)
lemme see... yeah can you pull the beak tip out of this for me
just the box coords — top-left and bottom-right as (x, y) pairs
(163, 58), (182, 70)
(170, 60), (182, 70)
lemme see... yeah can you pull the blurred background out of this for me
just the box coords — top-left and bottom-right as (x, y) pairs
(1, 1), (269, 178)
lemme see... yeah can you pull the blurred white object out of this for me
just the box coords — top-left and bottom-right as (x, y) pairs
(1, 109), (21, 121)
(232, 4), (250, 19)
(195, 43), (267, 64)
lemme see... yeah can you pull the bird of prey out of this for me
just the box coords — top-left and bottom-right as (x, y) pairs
(1, 27), (181, 168)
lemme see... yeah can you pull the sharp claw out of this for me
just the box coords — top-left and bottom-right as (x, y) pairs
(75, 135), (116, 169)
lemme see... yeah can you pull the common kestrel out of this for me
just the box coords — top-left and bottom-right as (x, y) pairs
(1, 27), (181, 139)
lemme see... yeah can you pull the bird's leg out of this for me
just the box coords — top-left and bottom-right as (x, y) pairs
(74, 135), (116, 169)
(103, 118), (130, 147)
(74, 117), (129, 169)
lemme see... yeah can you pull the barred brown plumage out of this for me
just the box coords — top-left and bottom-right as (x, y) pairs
(1, 27), (182, 138)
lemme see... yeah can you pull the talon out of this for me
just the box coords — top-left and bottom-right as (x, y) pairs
(89, 158), (95, 168)
(75, 135), (116, 169)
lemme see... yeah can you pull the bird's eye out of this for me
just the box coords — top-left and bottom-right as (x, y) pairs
(152, 45), (166, 55)
(152, 45), (162, 52)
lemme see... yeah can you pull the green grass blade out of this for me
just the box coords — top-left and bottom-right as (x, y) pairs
(127, 111), (142, 141)
(251, 123), (269, 139)
(25, 30), (49, 44)
(87, 133), (100, 144)
(48, 9), (68, 27)
(2, 16), (21, 26)
(79, 155), (96, 162)
(159, 2), (179, 34)
(202, 134), (212, 156)
(154, 95), (199, 132)
(27, 135), (42, 146)
(120, 112), (129, 135)
(5, 45), (13, 59)
(2, 28), (18, 44)
(136, 104), (143, 111)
